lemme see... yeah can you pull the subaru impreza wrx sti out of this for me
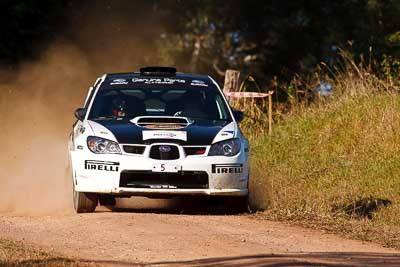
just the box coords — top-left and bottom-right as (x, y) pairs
(68, 67), (249, 213)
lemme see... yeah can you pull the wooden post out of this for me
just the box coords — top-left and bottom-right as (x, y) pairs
(268, 90), (273, 135)
(317, 91), (321, 106)
(223, 69), (240, 93)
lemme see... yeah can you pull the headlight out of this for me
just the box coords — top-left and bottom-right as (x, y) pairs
(87, 136), (122, 154)
(208, 138), (241, 156)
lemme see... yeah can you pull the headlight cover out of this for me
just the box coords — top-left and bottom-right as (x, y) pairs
(87, 136), (121, 154)
(208, 138), (241, 156)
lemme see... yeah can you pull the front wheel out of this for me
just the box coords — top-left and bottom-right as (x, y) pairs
(72, 182), (98, 213)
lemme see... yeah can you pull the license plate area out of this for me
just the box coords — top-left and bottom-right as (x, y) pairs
(152, 163), (179, 173)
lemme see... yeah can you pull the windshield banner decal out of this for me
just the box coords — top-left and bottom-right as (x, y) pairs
(132, 78), (186, 85)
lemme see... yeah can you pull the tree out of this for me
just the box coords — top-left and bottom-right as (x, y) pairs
(157, 0), (400, 85)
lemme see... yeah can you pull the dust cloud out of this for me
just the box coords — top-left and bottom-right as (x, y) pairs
(0, 2), (169, 214)
(0, 43), (91, 214)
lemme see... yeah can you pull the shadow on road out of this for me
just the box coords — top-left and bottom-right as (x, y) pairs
(146, 253), (400, 267)
(147, 253), (400, 267)
(7, 252), (399, 267)
(103, 196), (252, 215)
(99, 252), (400, 267)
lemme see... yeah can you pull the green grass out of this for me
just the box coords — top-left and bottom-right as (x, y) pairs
(249, 93), (400, 248)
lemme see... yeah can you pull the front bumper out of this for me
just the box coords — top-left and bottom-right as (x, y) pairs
(117, 188), (248, 196)
(70, 146), (249, 197)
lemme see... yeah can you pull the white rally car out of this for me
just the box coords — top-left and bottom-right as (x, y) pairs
(68, 67), (249, 213)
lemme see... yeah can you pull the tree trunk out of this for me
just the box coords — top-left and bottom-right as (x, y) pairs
(189, 36), (202, 73)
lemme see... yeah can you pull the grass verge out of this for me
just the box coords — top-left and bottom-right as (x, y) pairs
(249, 93), (400, 248)
(0, 239), (90, 266)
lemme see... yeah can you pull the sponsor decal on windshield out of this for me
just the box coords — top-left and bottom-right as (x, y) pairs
(142, 130), (187, 141)
(190, 80), (208, 87)
(132, 78), (186, 85)
(85, 160), (120, 172)
(110, 79), (128, 85)
(212, 164), (243, 174)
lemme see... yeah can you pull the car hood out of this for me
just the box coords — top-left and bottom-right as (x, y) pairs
(87, 119), (235, 145)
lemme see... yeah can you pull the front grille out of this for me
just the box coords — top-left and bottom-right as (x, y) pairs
(150, 145), (179, 160)
(120, 170), (209, 189)
(123, 145), (145, 154)
(184, 147), (206, 156)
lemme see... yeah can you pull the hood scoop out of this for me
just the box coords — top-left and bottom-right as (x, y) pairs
(131, 116), (192, 129)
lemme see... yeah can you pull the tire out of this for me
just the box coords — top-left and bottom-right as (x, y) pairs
(72, 180), (98, 213)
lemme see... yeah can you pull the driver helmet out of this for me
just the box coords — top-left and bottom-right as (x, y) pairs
(111, 96), (127, 117)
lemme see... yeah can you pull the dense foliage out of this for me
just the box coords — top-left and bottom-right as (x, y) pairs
(0, 1), (74, 63)
(0, 1), (398, 84)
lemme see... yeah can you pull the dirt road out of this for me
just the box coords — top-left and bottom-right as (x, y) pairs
(0, 198), (399, 266)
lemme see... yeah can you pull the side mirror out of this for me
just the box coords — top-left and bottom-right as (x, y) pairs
(232, 110), (244, 122)
(74, 108), (86, 121)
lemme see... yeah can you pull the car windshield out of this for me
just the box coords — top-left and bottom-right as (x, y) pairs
(88, 86), (232, 121)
